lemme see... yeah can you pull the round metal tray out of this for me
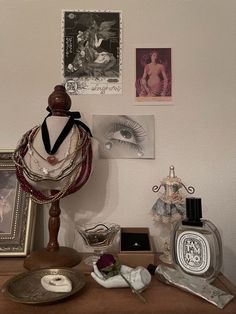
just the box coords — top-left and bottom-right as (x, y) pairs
(1, 268), (86, 304)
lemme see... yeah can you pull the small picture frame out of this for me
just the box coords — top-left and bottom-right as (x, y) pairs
(0, 150), (36, 256)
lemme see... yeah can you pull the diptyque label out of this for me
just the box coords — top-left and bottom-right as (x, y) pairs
(176, 231), (210, 274)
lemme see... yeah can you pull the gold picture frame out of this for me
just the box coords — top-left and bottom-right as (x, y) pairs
(0, 150), (36, 256)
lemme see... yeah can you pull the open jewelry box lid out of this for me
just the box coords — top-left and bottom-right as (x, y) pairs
(118, 227), (155, 267)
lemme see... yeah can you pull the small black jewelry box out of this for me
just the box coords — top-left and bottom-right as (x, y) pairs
(121, 231), (151, 251)
(118, 227), (154, 267)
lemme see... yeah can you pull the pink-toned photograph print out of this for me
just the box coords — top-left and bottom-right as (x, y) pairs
(136, 48), (172, 102)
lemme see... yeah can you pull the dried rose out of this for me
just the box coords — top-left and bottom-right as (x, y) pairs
(96, 253), (121, 278)
(96, 253), (146, 303)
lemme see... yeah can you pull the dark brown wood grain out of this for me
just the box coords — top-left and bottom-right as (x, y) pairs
(48, 85), (71, 116)
(0, 257), (235, 314)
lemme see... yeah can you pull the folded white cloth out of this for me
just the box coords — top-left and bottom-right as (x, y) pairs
(41, 274), (72, 293)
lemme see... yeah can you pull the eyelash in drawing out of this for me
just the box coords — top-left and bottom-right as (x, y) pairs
(104, 118), (146, 152)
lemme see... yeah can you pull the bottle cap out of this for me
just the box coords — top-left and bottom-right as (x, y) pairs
(183, 197), (203, 226)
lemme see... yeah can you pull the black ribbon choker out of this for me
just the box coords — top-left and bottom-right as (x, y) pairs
(41, 108), (92, 155)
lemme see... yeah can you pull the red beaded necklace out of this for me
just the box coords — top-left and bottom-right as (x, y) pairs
(13, 125), (93, 204)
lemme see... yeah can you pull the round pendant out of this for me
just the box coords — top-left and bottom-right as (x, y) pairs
(47, 156), (59, 165)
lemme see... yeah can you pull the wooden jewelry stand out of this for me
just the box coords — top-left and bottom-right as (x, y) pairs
(24, 85), (81, 270)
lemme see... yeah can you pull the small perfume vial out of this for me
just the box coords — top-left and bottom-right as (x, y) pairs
(171, 197), (222, 282)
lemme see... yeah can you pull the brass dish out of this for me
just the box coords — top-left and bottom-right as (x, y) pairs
(1, 268), (86, 304)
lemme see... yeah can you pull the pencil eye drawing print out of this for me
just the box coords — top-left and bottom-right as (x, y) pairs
(136, 48), (172, 102)
(0, 171), (16, 233)
(62, 10), (122, 95)
(93, 115), (155, 159)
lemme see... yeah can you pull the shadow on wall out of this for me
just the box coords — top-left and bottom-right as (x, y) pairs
(32, 204), (45, 251)
(221, 246), (236, 285)
(213, 226), (236, 285)
(59, 158), (110, 249)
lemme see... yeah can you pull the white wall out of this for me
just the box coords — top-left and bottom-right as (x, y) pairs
(0, 0), (235, 284)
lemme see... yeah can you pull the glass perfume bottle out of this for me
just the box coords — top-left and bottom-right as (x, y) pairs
(171, 197), (222, 282)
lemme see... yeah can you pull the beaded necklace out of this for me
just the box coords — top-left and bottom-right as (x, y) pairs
(29, 125), (76, 164)
(13, 113), (93, 204)
(27, 125), (79, 177)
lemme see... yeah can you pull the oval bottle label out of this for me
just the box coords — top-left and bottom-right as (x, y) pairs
(176, 231), (210, 274)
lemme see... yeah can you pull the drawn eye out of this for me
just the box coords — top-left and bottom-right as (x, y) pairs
(105, 116), (146, 155)
(112, 128), (136, 144)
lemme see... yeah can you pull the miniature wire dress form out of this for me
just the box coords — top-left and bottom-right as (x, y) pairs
(151, 166), (195, 264)
(152, 166), (195, 224)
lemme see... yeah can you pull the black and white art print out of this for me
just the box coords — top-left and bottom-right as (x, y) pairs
(62, 10), (122, 95)
(93, 115), (155, 159)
